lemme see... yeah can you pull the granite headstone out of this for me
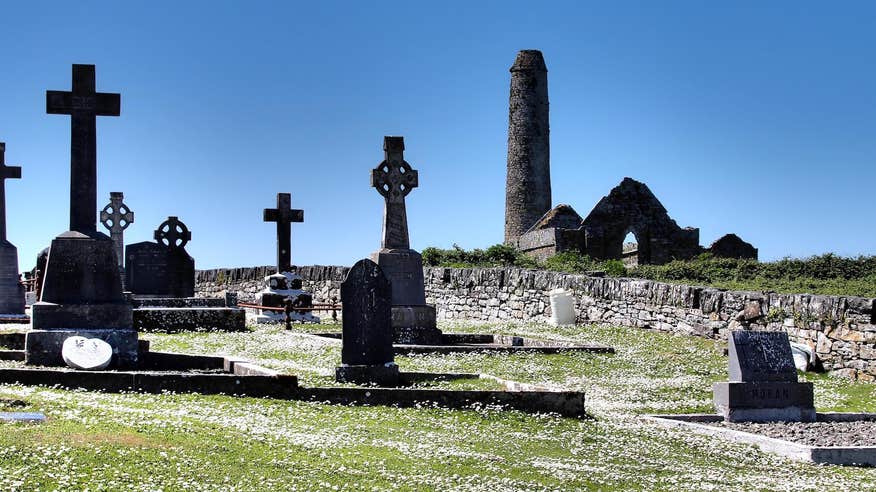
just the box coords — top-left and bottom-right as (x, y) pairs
(125, 217), (194, 298)
(335, 258), (399, 386)
(714, 330), (815, 422)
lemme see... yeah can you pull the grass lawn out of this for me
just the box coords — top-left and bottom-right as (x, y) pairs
(1, 321), (874, 491)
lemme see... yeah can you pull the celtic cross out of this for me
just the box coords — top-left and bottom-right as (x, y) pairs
(154, 216), (191, 249)
(371, 136), (418, 250)
(100, 192), (134, 268)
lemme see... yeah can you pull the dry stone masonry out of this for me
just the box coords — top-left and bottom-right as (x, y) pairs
(196, 265), (875, 381)
(504, 50), (551, 245)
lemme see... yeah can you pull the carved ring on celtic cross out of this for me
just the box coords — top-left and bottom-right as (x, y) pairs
(373, 159), (417, 199)
(100, 203), (133, 231)
(154, 217), (191, 249)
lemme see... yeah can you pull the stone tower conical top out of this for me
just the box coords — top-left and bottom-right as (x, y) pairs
(504, 49), (551, 245)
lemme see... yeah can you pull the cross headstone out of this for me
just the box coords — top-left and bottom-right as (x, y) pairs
(0, 143), (24, 315)
(28, 64), (135, 369)
(371, 136), (418, 250)
(100, 192), (134, 269)
(46, 64), (121, 234)
(0, 143), (21, 242)
(263, 193), (303, 273)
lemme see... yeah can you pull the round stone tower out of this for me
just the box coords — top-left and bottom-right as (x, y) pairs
(504, 49), (551, 245)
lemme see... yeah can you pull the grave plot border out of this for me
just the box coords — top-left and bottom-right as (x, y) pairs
(311, 331), (614, 355)
(0, 344), (586, 417)
(644, 414), (876, 467)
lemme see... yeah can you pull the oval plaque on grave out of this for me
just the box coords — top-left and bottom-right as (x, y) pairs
(61, 336), (113, 370)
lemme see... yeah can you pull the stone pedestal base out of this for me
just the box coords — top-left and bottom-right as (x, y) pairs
(335, 363), (400, 386)
(0, 241), (24, 314)
(391, 305), (442, 344)
(31, 301), (132, 330)
(713, 381), (815, 422)
(25, 328), (139, 368)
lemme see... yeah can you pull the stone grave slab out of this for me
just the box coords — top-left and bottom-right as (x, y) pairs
(335, 258), (399, 386)
(714, 330), (815, 422)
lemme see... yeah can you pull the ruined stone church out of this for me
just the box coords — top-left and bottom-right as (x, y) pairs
(503, 50), (757, 265)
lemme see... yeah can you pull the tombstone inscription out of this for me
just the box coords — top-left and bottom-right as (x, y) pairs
(335, 259), (399, 386)
(713, 330), (815, 422)
(125, 217), (195, 298)
(26, 64), (137, 368)
(0, 143), (24, 315)
(369, 137), (441, 344)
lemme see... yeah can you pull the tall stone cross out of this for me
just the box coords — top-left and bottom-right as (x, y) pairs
(263, 193), (303, 273)
(0, 143), (21, 242)
(46, 64), (121, 234)
(371, 136), (418, 250)
(100, 192), (134, 268)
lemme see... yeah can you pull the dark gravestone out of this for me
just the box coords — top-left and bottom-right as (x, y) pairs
(335, 259), (399, 386)
(369, 137), (441, 344)
(728, 330), (797, 382)
(263, 192), (303, 274)
(27, 64), (136, 368)
(125, 217), (194, 298)
(714, 331), (815, 422)
(0, 143), (24, 314)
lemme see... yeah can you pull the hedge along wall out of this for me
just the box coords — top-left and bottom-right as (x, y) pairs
(195, 265), (876, 381)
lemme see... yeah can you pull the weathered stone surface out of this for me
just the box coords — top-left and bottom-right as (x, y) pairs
(99, 191), (133, 271)
(195, 265), (876, 381)
(0, 242), (24, 314)
(26, 328), (138, 368)
(715, 330), (815, 422)
(372, 137), (418, 250)
(504, 49), (550, 245)
(0, 143), (23, 314)
(728, 331), (798, 382)
(708, 233), (758, 260)
(368, 137), (440, 344)
(46, 64), (120, 235)
(125, 219), (195, 298)
(30, 64), (135, 369)
(713, 381), (815, 422)
(336, 259), (398, 385)
(339, 259), (393, 367)
(133, 306), (246, 333)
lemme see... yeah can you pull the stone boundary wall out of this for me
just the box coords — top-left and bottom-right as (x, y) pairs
(195, 266), (875, 381)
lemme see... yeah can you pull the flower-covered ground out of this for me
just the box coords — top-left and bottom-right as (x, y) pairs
(1, 322), (874, 491)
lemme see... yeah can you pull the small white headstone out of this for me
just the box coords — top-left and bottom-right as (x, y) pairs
(61, 336), (113, 370)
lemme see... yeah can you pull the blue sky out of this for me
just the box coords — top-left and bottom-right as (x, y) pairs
(1, 1), (874, 271)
